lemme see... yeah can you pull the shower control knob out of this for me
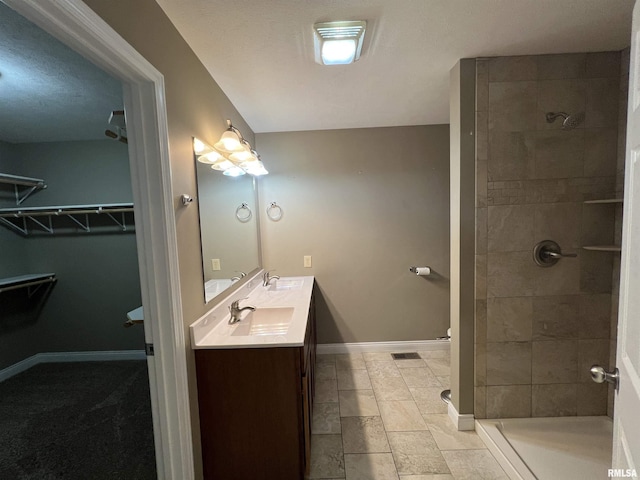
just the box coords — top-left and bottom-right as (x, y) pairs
(590, 365), (619, 389)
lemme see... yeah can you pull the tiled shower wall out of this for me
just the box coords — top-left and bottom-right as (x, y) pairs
(474, 52), (628, 419)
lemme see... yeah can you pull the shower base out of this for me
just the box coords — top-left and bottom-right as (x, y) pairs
(476, 416), (613, 480)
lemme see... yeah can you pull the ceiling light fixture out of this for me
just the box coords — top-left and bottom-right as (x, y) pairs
(313, 21), (366, 66)
(194, 121), (269, 177)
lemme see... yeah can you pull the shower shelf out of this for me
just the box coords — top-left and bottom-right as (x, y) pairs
(0, 273), (56, 297)
(0, 203), (134, 236)
(0, 173), (47, 206)
(583, 199), (623, 204)
(582, 245), (621, 252)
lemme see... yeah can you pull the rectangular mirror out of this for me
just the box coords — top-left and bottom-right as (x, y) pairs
(193, 138), (261, 303)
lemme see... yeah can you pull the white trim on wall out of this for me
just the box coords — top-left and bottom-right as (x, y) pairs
(2, 1), (193, 478)
(0, 350), (146, 383)
(317, 340), (450, 355)
(448, 401), (475, 431)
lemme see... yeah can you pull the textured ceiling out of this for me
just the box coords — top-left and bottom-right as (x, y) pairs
(0, 2), (123, 144)
(156, 0), (634, 133)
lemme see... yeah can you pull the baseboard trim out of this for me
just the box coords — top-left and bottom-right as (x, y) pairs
(0, 350), (146, 383)
(317, 340), (450, 355)
(448, 401), (475, 431)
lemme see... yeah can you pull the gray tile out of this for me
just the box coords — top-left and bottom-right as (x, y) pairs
(578, 339), (610, 383)
(577, 382), (608, 416)
(585, 51), (621, 78)
(487, 251), (536, 298)
(339, 390), (380, 417)
(423, 358), (450, 377)
(487, 131), (535, 181)
(418, 350), (450, 360)
(436, 377), (450, 389)
(398, 475), (454, 480)
(584, 129), (618, 177)
(580, 250), (614, 294)
(532, 295), (579, 340)
(388, 431), (450, 476)
(313, 402), (342, 435)
(442, 449), (508, 480)
(338, 369), (373, 390)
(379, 400), (428, 432)
(486, 297), (533, 342)
(581, 203), (615, 246)
(486, 342), (531, 385)
(486, 385), (532, 418)
(488, 204), (535, 252)
(476, 207), (487, 254)
(489, 81), (538, 132)
(476, 255), (487, 300)
(536, 79), (586, 131)
(371, 377), (414, 401)
(310, 434), (345, 479)
(585, 78), (619, 128)
(579, 294), (611, 339)
(317, 363), (337, 380)
(532, 340), (578, 384)
(316, 378), (339, 403)
(363, 352), (394, 362)
(488, 56), (537, 82)
(395, 359), (428, 369)
(341, 416), (390, 454)
(534, 255), (581, 296)
(366, 361), (403, 379)
(534, 202), (582, 249)
(400, 368), (441, 388)
(336, 354), (367, 371)
(537, 53), (585, 80)
(410, 387), (449, 415)
(317, 354), (336, 366)
(475, 299), (487, 344)
(344, 453), (398, 480)
(474, 386), (487, 419)
(534, 130), (584, 179)
(475, 342), (487, 387)
(477, 156), (488, 208)
(422, 414), (486, 450)
(532, 384), (577, 417)
(477, 59), (489, 112)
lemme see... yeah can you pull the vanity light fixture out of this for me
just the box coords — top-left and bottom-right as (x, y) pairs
(313, 21), (367, 65)
(193, 121), (269, 176)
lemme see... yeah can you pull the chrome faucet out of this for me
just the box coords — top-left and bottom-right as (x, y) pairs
(228, 299), (255, 324)
(262, 270), (280, 287)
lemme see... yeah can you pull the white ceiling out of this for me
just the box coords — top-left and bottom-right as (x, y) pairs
(156, 0), (634, 133)
(0, 2), (122, 144)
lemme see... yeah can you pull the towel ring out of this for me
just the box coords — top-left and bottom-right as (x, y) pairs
(236, 203), (252, 222)
(267, 202), (283, 221)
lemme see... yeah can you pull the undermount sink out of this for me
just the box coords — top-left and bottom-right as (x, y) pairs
(231, 307), (294, 336)
(268, 278), (304, 291)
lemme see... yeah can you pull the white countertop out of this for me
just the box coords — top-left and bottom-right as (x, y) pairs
(190, 275), (315, 349)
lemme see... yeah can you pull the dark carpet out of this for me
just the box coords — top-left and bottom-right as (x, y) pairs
(0, 361), (157, 479)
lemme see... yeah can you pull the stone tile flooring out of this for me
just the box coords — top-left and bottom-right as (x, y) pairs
(310, 350), (508, 480)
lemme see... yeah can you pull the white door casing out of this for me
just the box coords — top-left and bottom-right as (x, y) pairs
(0, 1), (194, 478)
(614, 0), (640, 471)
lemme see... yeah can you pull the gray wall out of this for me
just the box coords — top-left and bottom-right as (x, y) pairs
(256, 126), (450, 344)
(0, 140), (143, 370)
(474, 52), (625, 419)
(0, 141), (27, 277)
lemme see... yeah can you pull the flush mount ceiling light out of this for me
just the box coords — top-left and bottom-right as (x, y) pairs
(313, 20), (367, 66)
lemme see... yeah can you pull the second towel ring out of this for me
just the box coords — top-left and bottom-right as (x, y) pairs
(236, 203), (252, 222)
(267, 202), (283, 221)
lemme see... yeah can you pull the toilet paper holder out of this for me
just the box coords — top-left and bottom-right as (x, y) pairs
(409, 266), (431, 276)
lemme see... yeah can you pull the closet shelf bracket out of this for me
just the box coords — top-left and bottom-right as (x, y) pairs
(0, 173), (47, 206)
(0, 273), (57, 297)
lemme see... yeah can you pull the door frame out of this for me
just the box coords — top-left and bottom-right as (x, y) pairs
(2, 0), (194, 478)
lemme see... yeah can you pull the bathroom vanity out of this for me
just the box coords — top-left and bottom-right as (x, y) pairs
(191, 276), (316, 479)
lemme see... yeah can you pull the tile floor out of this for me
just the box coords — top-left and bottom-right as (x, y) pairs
(310, 350), (508, 480)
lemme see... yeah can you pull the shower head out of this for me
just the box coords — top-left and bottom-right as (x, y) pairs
(545, 111), (585, 130)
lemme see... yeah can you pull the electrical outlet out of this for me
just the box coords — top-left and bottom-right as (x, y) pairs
(211, 259), (221, 271)
(304, 255), (312, 268)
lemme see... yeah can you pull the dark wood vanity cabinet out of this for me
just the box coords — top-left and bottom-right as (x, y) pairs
(195, 294), (316, 480)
